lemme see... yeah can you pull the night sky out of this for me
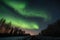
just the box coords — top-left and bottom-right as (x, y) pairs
(0, 0), (60, 35)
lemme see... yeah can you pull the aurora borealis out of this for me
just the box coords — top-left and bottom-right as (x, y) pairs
(4, 0), (50, 21)
(0, 5), (39, 29)
(0, 0), (60, 35)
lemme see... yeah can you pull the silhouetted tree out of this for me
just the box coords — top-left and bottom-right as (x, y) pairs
(0, 18), (6, 27)
(14, 28), (18, 35)
(0, 18), (31, 36)
(10, 28), (13, 35)
(5, 22), (11, 30)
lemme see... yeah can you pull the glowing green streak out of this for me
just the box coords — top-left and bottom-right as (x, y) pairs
(0, 15), (39, 29)
(4, 1), (50, 21)
(0, 5), (39, 29)
(0, 6), (39, 29)
(19, 10), (49, 21)
(4, 1), (26, 9)
(1, 0), (51, 29)
(8, 2), (26, 9)
(6, 17), (39, 29)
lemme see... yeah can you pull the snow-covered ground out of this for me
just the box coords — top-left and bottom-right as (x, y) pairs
(0, 36), (60, 40)
(0, 36), (30, 40)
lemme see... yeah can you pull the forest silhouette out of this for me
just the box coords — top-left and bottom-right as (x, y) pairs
(0, 18), (60, 38)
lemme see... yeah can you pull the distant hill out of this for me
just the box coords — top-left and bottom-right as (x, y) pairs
(41, 19), (60, 37)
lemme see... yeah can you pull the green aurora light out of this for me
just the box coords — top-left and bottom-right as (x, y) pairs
(0, 4), (39, 29)
(4, 1), (51, 21)
(0, 0), (51, 29)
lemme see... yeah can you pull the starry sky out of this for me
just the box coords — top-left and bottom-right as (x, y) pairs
(0, 0), (60, 35)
